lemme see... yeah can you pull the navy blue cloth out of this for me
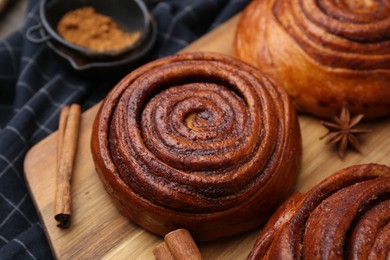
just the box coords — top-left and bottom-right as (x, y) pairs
(0, 0), (249, 258)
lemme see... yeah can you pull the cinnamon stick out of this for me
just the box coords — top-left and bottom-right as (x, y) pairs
(153, 229), (202, 260)
(153, 241), (174, 260)
(54, 104), (81, 228)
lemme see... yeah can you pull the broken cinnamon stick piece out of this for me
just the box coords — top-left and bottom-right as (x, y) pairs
(54, 104), (81, 228)
(153, 241), (174, 260)
(154, 229), (202, 260)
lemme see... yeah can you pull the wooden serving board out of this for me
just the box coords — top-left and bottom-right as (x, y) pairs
(24, 15), (390, 259)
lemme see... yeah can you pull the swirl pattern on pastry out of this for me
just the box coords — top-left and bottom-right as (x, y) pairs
(248, 163), (390, 259)
(234, 0), (390, 118)
(90, 52), (302, 241)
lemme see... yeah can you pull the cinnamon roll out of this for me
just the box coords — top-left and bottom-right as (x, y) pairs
(248, 163), (390, 259)
(234, 0), (390, 118)
(90, 52), (302, 241)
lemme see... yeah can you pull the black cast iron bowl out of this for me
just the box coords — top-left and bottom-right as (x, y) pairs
(26, 0), (157, 78)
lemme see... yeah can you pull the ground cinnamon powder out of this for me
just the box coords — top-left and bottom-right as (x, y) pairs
(57, 7), (141, 52)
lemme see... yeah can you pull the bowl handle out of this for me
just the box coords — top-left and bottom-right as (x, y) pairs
(26, 23), (51, 44)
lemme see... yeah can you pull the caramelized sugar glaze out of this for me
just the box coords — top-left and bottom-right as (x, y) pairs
(91, 52), (302, 241)
(234, 0), (390, 118)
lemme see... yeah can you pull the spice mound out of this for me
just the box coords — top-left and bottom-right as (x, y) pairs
(57, 7), (141, 52)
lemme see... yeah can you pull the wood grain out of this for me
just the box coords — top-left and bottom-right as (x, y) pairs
(24, 14), (390, 259)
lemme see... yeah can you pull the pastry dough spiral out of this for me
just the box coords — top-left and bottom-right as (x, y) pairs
(248, 163), (390, 259)
(234, 0), (390, 118)
(90, 52), (302, 241)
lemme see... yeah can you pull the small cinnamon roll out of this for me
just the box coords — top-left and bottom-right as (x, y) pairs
(234, 0), (390, 118)
(248, 163), (390, 259)
(91, 52), (302, 241)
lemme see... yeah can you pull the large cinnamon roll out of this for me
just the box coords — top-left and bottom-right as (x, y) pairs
(90, 52), (302, 241)
(234, 0), (390, 118)
(248, 163), (390, 259)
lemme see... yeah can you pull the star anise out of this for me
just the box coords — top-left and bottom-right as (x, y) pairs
(320, 105), (371, 159)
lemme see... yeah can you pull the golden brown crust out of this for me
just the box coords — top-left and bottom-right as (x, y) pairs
(248, 163), (390, 259)
(90, 52), (302, 241)
(234, 0), (390, 119)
